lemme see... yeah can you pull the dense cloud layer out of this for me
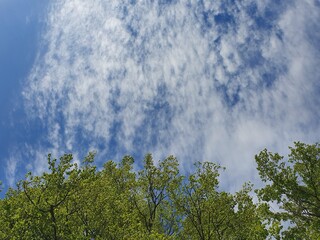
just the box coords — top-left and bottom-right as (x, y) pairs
(18, 0), (320, 189)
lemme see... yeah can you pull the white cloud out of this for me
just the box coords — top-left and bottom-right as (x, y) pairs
(21, 0), (320, 190)
(6, 156), (17, 187)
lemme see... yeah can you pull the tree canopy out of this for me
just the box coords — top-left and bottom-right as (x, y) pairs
(0, 142), (319, 239)
(256, 142), (320, 239)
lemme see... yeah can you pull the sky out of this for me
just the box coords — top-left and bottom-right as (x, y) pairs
(1, 0), (319, 196)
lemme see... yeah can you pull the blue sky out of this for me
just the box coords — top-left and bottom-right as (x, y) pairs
(1, 0), (319, 197)
(0, 0), (48, 195)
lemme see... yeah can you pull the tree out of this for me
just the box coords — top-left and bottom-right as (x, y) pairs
(78, 155), (142, 239)
(174, 162), (267, 240)
(0, 153), (97, 239)
(255, 142), (320, 239)
(174, 162), (229, 240)
(7, 146), (316, 239)
(232, 183), (269, 239)
(132, 154), (182, 238)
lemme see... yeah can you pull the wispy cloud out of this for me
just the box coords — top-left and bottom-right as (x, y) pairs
(20, 0), (320, 190)
(6, 156), (17, 187)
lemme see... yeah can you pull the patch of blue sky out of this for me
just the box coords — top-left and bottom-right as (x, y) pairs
(214, 82), (241, 108)
(0, 1), (44, 113)
(304, 18), (320, 52)
(131, 84), (173, 153)
(0, 0), (49, 194)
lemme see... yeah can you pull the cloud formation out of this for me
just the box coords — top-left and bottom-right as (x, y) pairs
(21, 0), (320, 189)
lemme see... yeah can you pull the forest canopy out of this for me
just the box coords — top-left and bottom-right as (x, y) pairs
(0, 142), (319, 239)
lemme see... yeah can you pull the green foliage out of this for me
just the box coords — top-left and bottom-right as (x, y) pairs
(255, 142), (320, 239)
(0, 142), (317, 239)
(174, 162), (267, 240)
(132, 154), (182, 236)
